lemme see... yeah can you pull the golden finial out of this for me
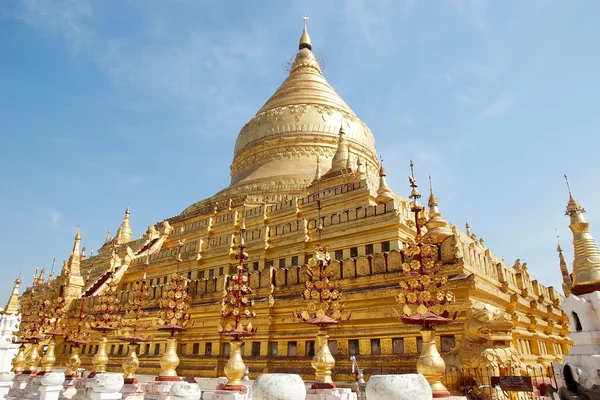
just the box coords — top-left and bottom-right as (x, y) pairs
(376, 156), (394, 204)
(563, 176), (600, 295)
(299, 14), (312, 50)
(556, 229), (572, 296)
(428, 175), (439, 210)
(408, 159), (421, 208)
(116, 206), (133, 244)
(5, 274), (21, 314)
(423, 175), (452, 243)
(565, 174), (584, 215)
(556, 229), (563, 253)
(104, 229), (111, 244)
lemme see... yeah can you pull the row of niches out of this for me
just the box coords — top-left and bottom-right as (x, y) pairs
(58, 335), (458, 359)
(516, 338), (566, 356)
(120, 241), (393, 291)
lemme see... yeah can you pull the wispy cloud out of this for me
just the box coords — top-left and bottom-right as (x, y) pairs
(13, 0), (93, 52)
(478, 92), (516, 119)
(448, 0), (488, 29)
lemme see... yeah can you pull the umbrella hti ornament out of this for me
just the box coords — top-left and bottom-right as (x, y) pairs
(296, 246), (347, 390)
(296, 247), (345, 325)
(396, 240), (456, 322)
(63, 298), (89, 379)
(17, 298), (48, 374)
(118, 270), (153, 384)
(218, 217), (257, 390)
(87, 275), (122, 375)
(396, 161), (455, 398)
(157, 272), (192, 333)
(39, 296), (67, 374)
(156, 239), (194, 381)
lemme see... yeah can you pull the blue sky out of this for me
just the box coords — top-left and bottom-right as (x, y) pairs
(1, 0), (599, 299)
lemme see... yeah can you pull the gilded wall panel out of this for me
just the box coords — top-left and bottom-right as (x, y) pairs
(356, 256), (371, 277)
(329, 260), (341, 280)
(342, 259), (356, 278)
(405, 337), (417, 354)
(287, 267), (299, 285)
(387, 250), (402, 273)
(372, 253), (386, 274)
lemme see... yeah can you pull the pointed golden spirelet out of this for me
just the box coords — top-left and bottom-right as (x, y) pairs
(4, 276), (21, 314)
(564, 179), (600, 295)
(423, 176), (452, 243)
(116, 206), (133, 244)
(299, 15), (312, 51)
(355, 157), (366, 179)
(376, 160), (394, 204)
(326, 124), (350, 175)
(557, 241), (572, 297)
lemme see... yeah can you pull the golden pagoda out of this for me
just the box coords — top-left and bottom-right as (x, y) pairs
(17, 20), (571, 384)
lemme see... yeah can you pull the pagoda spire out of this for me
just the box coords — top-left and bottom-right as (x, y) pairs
(116, 206), (133, 244)
(375, 157), (394, 204)
(564, 175), (600, 295)
(556, 233), (572, 297)
(4, 275), (21, 314)
(327, 123), (351, 174)
(104, 229), (112, 244)
(423, 176), (452, 243)
(355, 156), (366, 180)
(66, 227), (82, 278)
(299, 14), (312, 50)
(35, 267), (45, 285)
(72, 224), (81, 257)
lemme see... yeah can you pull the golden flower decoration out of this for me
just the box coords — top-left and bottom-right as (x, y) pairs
(408, 279), (419, 289)
(399, 281), (408, 290)
(410, 260), (421, 270)
(406, 292), (418, 303)
(396, 294), (406, 304)
(402, 263), (411, 272)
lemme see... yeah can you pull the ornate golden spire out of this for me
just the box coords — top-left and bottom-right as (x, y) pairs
(556, 233), (572, 297)
(4, 275), (21, 314)
(564, 175), (600, 295)
(116, 206), (133, 244)
(325, 123), (351, 176)
(423, 176), (452, 243)
(356, 156), (366, 179)
(299, 14), (312, 51)
(376, 158), (394, 204)
(72, 224), (81, 257)
(36, 267), (45, 286)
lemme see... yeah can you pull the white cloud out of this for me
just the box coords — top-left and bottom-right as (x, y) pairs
(477, 92), (516, 119)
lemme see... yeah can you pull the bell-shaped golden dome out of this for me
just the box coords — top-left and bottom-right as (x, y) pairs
(229, 23), (378, 193)
(182, 22), (380, 215)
